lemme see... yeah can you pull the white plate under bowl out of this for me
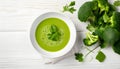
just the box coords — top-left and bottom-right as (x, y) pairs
(30, 12), (76, 58)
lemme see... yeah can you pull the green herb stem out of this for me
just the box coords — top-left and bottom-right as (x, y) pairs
(85, 46), (99, 58)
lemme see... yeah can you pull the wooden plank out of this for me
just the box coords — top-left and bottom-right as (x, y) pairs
(0, 0), (120, 31)
(0, 0), (59, 31)
(0, 32), (120, 69)
(0, 32), (41, 58)
(0, 0), (88, 31)
(0, 0), (120, 69)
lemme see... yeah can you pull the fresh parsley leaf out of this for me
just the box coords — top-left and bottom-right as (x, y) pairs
(69, 7), (76, 13)
(50, 24), (58, 33)
(114, 0), (120, 6)
(96, 51), (106, 62)
(63, 1), (76, 14)
(48, 32), (60, 41)
(75, 53), (84, 62)
(47, 25), (61, 41)
(63, 5), (69, 11)
(69, 1), (75, 6)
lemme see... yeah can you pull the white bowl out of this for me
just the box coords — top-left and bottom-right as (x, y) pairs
(30, 12), (76, 58)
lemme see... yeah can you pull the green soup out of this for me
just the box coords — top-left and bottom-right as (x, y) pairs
(35, 18), (70, 52)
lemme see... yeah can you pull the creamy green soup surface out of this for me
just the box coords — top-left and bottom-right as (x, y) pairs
(35, 18), (70, 52)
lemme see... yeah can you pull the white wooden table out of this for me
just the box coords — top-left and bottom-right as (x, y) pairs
(0, 0), (120, 69)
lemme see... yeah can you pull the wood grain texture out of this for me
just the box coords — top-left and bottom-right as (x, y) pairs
(0, 32), (120, 69)
(0, 0), (120, 69)
(0, 0), (88, 31)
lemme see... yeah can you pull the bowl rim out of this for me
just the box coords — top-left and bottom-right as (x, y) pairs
(30, 12), (76, 58)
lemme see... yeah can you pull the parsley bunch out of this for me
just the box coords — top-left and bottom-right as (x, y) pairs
(63, 1), (76, 14)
